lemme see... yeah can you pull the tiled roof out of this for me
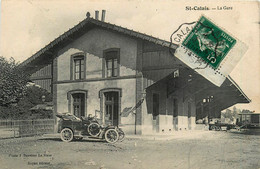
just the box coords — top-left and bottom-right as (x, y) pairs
(20, 17), (177, 68)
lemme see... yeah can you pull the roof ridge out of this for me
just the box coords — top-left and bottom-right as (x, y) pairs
(20, 17), (177, 68)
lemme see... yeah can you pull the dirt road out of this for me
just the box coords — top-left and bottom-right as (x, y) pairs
(0, 130), (259, 169)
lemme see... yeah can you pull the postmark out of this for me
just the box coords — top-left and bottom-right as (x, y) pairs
(169, 21), (197, 61)
(170, 21), (197, 44)
(182, 16), (236, 69)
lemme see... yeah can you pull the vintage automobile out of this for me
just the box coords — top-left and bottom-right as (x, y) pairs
(56, 113), (125, 143)
(208, 119), (236, 131)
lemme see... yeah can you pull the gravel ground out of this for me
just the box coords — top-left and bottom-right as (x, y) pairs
(0, 130), (259, 169)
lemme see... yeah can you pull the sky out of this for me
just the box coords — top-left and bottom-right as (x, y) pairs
(0, 0), (259, 112)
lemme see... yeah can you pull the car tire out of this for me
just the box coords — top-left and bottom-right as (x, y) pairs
(215, 126), (221, 131)
(60, 128), (74, 142)
(210, 125), (215, 130)
(104, 129), (119, 144)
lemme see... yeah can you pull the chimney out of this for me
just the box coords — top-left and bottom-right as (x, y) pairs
(95, 10), (99, 20)
(86, 12), (91, 18)
(101, 10), (106, 22)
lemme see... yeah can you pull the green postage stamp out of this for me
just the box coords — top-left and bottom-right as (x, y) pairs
(174, 15), (248, 86)
(182, 16), (236, 69)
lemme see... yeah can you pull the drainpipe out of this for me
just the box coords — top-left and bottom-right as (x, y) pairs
(134, 112), (137, 135)
(134, 91), (146, 135)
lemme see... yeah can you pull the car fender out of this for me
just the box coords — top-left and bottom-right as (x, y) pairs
(104, 126), (117, 130)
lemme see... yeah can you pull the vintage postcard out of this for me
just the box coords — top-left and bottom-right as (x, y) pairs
(0, 0), (259, 169)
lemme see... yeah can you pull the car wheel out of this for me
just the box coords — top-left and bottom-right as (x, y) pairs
(88, 123), (101, 137)
(60, 128), (74, 142)
(105, 129), (119, 144)
(117, 128), (125, 142)
(210, 125), (215, 130)
(215, 126), (221, 131)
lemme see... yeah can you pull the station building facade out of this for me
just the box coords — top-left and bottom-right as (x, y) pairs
(21, 14), (250, 134)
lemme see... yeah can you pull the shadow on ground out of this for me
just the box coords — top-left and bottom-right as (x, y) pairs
(38, 137), (106, 143)
(230, 129), (260, 135)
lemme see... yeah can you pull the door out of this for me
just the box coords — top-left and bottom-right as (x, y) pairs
(152, 93), (159, 132)
(173, 98), (178, 130)
(72, 93), (85, 118)
(188, 102), (191, 130)
(104, 92), (119, 126)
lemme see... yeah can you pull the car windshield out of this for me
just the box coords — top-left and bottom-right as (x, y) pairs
(57, 113), (81, 121)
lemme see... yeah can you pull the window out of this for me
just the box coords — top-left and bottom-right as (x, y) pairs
(106, 58), (118, 77)
(73, 55), (85, 80)
(104, 50), (119, 78)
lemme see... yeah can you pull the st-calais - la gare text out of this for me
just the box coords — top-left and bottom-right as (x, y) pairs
(186, 6), (210, 10)
(186, 6), (233, 11)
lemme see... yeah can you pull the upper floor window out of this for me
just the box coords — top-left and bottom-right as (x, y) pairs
(74, 56), (84, 80)
(71, 54), (85, 80)
(104, 49), (120, 78)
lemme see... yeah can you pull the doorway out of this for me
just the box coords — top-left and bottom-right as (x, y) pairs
(72, 93), (85, 118)
(104, 92), (119, 126)
(152, 93), (160, 132)
(188, 102), (191, 130)
(173, 98), (178, 130)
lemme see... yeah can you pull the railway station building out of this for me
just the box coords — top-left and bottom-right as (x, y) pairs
(20, 12), (250, 134)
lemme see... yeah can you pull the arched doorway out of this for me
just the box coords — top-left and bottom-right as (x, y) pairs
(104, 92), (119, 126)
(67, 90), (88, 118)
(72, 93), (85, 118)
(99, 88), (122, 126)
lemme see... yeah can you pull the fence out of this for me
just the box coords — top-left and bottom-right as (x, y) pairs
(0, 119), (55, 139)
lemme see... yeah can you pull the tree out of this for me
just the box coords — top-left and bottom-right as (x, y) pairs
(223, 109), (232, 119)
(0, 56), (30, 106)
(232, 106), (239, 121)
(0, 56), (53, 119)
(0, 85), (53, 119)
(221, 107), (241, 122)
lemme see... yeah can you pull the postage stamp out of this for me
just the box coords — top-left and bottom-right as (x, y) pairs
(174, 15), (248, 87)
(182, 16), (236, 69)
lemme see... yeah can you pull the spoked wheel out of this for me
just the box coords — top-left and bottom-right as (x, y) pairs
(117, 128), (125, 142)
(88, 123), (101, 137)
(210, 126), (217, 130)
(60, 128), (73, 142)
(105, 129), (119, 144)
(210, 125), (216, 130)
(215, 126), (221, 131)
